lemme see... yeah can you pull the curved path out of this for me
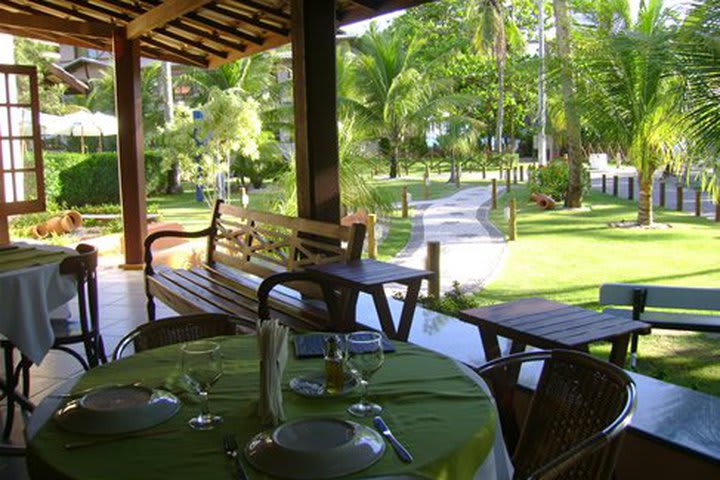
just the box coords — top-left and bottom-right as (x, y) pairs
(390, 185), (507, 295)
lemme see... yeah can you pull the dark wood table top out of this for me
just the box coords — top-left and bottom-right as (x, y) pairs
(306, 259), (434, 288)
(460, 297), (651, 348)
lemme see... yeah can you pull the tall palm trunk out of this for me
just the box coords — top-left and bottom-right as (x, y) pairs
(389, 146), (399, 178)
(495, 20), (506, 155)
(553, 0), (584, 207)
(637, 174), (654, 226)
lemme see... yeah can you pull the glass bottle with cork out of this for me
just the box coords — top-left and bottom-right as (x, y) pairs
(324, 335), (344, 395)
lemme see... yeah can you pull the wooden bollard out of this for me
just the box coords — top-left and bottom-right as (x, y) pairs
(695, 190), (702, 217)
(505, 169), (511, 192)
(613, 176), (619, 196)
(426, 241), (441, 299)
(491, 179), (497, 210)
(401, 186), (408, 218)
(513, 167), (518, 184)
(482, 166), (486, 179)
(240, 186), (249, 208)
(628, 177), (634, 200)
(659, 180), (666, 207)
(716, 203), (720, 222)
(499, 166), (504, 179)
(519, 165), (524, 182)
(601, 174), (607, 193)
(367, 213), (377, 259)
(677, 186), (683, 212)
(508, 198), (517, 241)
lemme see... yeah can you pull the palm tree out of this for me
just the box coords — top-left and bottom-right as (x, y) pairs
(578, 0), (682, 225)
(552, 0), (585, 208)
(467, 0), (523, 155)
(352, 24), (434, 178)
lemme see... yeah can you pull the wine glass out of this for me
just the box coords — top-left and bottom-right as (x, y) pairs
(181, 341), (223, 430)
(345, 331), (385, 417)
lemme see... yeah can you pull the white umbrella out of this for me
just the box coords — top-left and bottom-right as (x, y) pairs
(18, 109), (63, 136)
(46, 111), (118, 137)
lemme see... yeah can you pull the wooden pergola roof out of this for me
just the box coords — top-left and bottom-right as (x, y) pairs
(0, 0), (427, 68)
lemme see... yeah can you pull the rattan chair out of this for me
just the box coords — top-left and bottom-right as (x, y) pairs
(475, 349), (637, 480)
(50, 243), (106, 369)
(112, 313), (255, 360)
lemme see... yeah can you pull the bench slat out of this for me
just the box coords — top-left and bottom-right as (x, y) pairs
(600, 283), (720, 310)
(604, 308), (720, 333)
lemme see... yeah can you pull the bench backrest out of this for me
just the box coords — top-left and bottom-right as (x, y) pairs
(599, 283), (720, 311)
(207, 201), (366, 291)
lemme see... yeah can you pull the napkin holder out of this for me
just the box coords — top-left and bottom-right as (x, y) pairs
(257, 319), (289, 426)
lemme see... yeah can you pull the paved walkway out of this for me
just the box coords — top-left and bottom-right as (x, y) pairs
(390, 185), (507, 295)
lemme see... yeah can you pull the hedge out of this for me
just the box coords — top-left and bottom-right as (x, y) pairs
(52, 151), (165, 206)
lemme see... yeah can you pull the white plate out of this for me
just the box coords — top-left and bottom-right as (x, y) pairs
(54, 385), (180, 435)
(289, 371), (359, 397)
(245, 418), (385, 479)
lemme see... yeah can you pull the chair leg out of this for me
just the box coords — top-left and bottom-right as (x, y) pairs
(3, 345), (16, 441)
(630, 333), (639, 370)
(146, 294), (156, 322)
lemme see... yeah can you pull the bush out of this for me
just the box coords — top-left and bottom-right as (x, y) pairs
(56, 150), (167, 206)
(527, 158), (590, 202)
(43, 152), (86, 202)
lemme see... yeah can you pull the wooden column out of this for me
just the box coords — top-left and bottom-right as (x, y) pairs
(113, 29), (147, 268)
(291, 0), (340, 223)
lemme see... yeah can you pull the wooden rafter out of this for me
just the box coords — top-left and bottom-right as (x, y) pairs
(235, 0), (290, 21)
(127, 0), (213, 39)
(204, 3), (289, 36)
(0, 11), (114, 37)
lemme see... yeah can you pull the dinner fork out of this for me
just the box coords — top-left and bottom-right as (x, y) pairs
(223, 434), (248, 480)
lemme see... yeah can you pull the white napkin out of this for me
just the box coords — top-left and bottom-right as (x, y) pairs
(256, 319), (289, 426)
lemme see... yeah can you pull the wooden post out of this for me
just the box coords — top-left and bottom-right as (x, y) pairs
(401, 186), (408, 219)
(505, 169), (511, 192)
(695, 190), (702, 217)
(113, 28), (147, 267)
(291, 0), (340, 224)
(628, 177), (634, 200)
(508, 198), (517, 241)
(499, 166), (503, 179)
(677, 186), (683, 212)
(455, 163), (461, 188)
(423, 165), (430, 200)
(0, 214), (9, 246)
(716, 202), (720, 222)
(239, 186), (249, 208)
(491, 179), (497, 210)
(426, 241), (440, 299)
(482, 166), (486, 179)
(367, 213), (377, 259)
(613, 176), (619, 196)
(519, 165), (524, 182)
(659, 180), (666, 207)
(601, 174), (607, 193)
(512, 167), (518, 184)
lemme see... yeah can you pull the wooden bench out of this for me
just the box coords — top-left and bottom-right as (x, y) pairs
(144, 200), (366, 332)
(599, 283), (720, 367)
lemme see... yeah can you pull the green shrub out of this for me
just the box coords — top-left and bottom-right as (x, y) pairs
(56, 151), (167, 206)
(527, 158), (590, 202)
(43, 152), (86, 202)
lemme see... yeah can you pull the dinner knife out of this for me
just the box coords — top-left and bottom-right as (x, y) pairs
(373, 416), (414, 463)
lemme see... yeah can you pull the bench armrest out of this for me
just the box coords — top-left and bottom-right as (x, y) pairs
(144, 227), (214, 275)
(257, 271), (340, 324)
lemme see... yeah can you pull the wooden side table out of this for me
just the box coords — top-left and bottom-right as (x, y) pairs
(306, 259), (434, 341)
(459, 297), (651, 367)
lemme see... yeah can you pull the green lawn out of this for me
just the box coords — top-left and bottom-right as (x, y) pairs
(486, 186), (720, 396)
(370, 174), (489, 203)
(377, 210), (413, 261)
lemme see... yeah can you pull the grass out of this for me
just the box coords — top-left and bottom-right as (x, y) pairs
(377, 210), (413, 260)
(485, 186), (720, 396)
(370, 174), (489, 203)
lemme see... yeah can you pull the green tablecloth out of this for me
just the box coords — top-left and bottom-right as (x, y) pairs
(0, 245), (70, 273)
(28, 336), (497, 479)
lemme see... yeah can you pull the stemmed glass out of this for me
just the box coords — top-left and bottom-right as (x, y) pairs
(181, 341), (223, 430)
(345, 331), (385, 417)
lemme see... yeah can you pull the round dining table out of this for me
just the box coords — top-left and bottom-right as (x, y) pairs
(26, 335), (511, 480)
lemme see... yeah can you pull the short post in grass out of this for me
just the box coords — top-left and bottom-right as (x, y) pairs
(613, 176), (619, 196)
(716, 202), (720, 222)
(628, 177), (634, 200)
(507, 197), (517, 241)
(482, 165), (486, 179)
(499, 166), (503, 179)
(520, 165), (525, 182)
(240, 187), (249, 208)
(401, 186), (409, 218)
(659, 180), (666, 207)
(601, 174), (607, 193)
(505, 169), (511, 192)
(426, 241), (441, 299)
(367, 214), (377, 259)
(695, 190), (702, 217)
(512, 167), (517, 185)
(677, 185), (684, 211)
(491, 179), (498, 210)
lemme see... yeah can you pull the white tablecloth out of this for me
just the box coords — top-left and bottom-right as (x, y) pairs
(0, 244), (77, 364)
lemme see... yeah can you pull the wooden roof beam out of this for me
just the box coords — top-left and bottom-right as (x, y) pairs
(349, 0), (381, 11)
(184, 11), (264, 46)
(0, 11), (114, 38)
(142, 37), (209, 67)
(235, 0), (290, 21)
(205, 3), (289, 36)
(127, 0), (214, 39)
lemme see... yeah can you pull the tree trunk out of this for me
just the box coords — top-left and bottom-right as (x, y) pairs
(160, 61), (182, 194)
(553, 0), (584, 208)
(448, 156), (457, 183)
(389, 147), (398, 178)
(495, 20), (506, 155)
(637, 174), (654, 226)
